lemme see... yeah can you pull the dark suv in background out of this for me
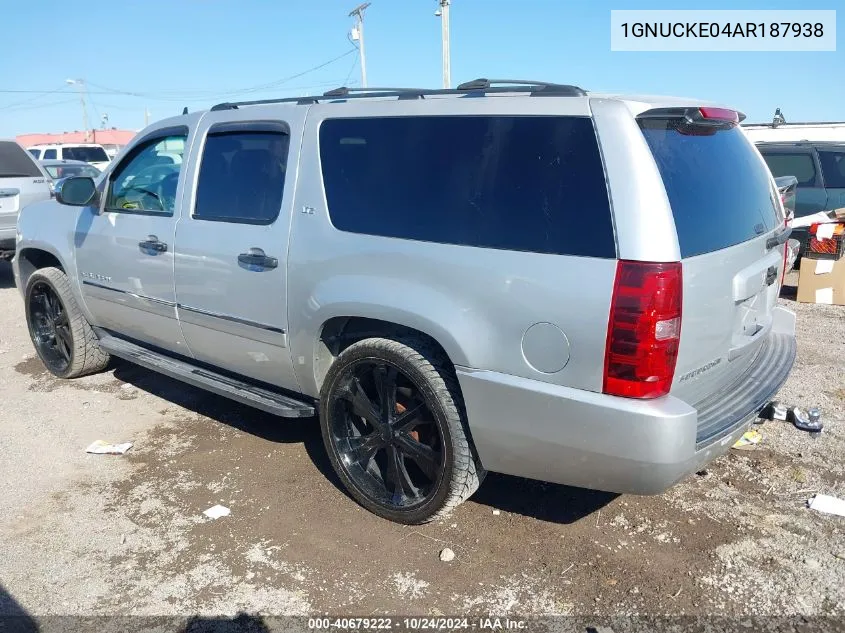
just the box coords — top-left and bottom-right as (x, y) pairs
(757, 141), (845, 222)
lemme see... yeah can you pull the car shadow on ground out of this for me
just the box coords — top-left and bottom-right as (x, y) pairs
(780, 282), (798, 302)
(0, 583), (38, 632)
(0, 261), (15, 290)
(112, 360), (614, 525)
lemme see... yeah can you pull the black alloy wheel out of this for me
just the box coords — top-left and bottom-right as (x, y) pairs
(329, 359), (444, 510)
(27, 280), (73, 374)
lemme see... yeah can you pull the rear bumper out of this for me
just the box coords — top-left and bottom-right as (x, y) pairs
(457, 314), (796, 495)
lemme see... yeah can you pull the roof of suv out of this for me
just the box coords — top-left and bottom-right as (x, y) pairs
(198, 79), (734, 120)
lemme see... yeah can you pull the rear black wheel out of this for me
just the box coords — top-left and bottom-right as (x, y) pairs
(24, 267), (110, 378)
(320, 337), (484, 524)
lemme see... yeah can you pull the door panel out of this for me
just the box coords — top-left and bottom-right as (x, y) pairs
(75, 128), (193, 354)
(174, 109), (305, 391)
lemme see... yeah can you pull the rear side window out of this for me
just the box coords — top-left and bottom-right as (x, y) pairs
(819, 151), (845, 188)
(28, 149), (41, 159)
(760, 152), (817, 187)
(640, 122), (780, 258)
(319, 116), (615, 258)
(42, 149), (57, 160)
(0, 141), (43, 178)
(194, 128), (290, 225)
(63, 146), (109, 162)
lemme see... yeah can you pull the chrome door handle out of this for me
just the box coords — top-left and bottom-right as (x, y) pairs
(238, 247), (278, 270)
(138, 235), (167, 253)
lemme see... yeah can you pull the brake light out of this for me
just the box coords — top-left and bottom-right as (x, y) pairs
(603, 260), (683, 399)
(698, 107), (740, 124)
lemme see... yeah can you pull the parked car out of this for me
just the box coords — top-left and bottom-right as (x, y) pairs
(757, 141), (845, 250)
(40, 159), (102, 182)
(0, 140), (52, 261)
(13, 80), (797, 524)
(27, 143), (111, 170)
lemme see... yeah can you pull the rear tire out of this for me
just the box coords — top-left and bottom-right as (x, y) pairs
(319, 336), (485, 524)
(24, 267), (110, 378)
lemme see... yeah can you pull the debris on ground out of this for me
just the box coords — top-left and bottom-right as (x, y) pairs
(202, 504), (231, 520)
(808, 494), (845, 518)
(439, 547), (455, 562)
(790, 407), (824, 433)
(492, 509), (501, 516)
(731, 429), (762, 450)
(85, 440), (133, 455)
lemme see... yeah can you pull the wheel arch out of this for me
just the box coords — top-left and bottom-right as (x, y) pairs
(16, 246), (67, 290)
(311, 315), (464, 396)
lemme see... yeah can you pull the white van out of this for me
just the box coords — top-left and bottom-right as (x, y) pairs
(27, 143), (111, 170)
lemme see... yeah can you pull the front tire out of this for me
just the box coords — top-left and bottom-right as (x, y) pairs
(24, 267), (110, 378)
(320, 336), (484, 524)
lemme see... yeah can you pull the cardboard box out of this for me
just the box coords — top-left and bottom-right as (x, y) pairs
(797, 256), (845, 305)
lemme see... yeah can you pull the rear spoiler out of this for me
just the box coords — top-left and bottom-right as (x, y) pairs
(637, 107), (746, 131)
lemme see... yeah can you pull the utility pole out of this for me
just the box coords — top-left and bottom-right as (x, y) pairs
(65, 78), (90, 141)
(436, 0), (451, 88)
(349, 2), (371, 88)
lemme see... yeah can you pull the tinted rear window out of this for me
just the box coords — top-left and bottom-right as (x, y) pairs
(819, 150), (845, 188)
(319, 116), (615, 258)
(760, 151), (817, 186)
(0, 141), (42, 178)
(640, 122), (779, 258)
(63, 146), (109, 163)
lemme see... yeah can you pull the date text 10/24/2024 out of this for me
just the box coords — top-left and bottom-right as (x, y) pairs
(308, 617), (527, 631)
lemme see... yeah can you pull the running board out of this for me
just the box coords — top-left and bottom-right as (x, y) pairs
(96, 334), (315, 418)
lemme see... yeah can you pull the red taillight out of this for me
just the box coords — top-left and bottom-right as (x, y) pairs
(698, 107), (739, 124)
(603, 260), (683, 399)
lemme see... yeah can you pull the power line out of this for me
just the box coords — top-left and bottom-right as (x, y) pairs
(342, 55), (359, 87)
(85, 48), (358, 103)
(0, 98), (77, 114)
(0, 86), (70, 111)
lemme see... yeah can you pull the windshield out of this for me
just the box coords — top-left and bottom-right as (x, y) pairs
(0, 141), (43, 178)
(44, 164), (102, 180)
(62, 146), (109, 163)
(639, 120), (780, 257)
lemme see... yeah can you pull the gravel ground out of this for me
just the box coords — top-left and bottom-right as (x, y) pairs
(1, 262), (844, 626)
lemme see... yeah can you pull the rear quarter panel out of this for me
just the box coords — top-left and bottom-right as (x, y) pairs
(287, 97), (618, 399)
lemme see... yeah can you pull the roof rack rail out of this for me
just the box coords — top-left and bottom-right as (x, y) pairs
(456, 78), (586, 96)
(209, 78), (587, 111)
(322, 86), (426, 98)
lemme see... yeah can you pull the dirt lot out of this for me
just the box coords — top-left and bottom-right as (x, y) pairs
(1, 261), (844, 623)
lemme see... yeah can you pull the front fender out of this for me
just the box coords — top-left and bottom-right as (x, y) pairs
(14, 200), (91, 321)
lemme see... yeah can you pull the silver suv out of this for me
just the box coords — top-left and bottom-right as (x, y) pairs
(13, 80), (796, 524)
(0, 140), (52, 260)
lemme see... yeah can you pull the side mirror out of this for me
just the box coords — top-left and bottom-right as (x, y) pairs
(55, 176), (97, 207)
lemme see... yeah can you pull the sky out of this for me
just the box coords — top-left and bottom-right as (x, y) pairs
(0, 0), (841, 138)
